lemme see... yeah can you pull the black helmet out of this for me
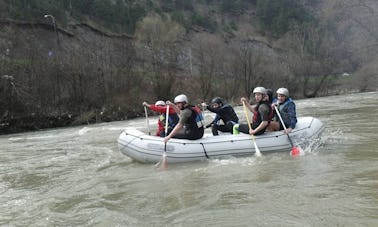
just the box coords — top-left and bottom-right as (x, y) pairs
(211, 97), (223, 105)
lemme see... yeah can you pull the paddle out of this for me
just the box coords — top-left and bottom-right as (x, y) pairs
(273, 105), (301, 156)
(144, 106), (151, 135)
(242, 101), (262, 157)
(160, 104), (170, 169)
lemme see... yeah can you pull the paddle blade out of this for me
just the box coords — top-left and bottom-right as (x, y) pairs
(254, 142), (262, 157)
(290, 146), (301, 156)
(160, 152), (168, 169)
(160, 143), (168, 170)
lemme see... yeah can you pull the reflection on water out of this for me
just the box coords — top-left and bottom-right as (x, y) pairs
(0, 92), (377, 226)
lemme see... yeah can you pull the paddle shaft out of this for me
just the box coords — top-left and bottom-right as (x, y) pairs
(144, 106), (151, 135)
(165, 104), (169, 136)
(274, 105), (295, 147)
(161, 104), (169, 169)
(164, 104), (169, 152)
(242, 101), (261, 156)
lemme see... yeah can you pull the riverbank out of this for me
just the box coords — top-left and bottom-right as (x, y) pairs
(0, 111), (140, 135)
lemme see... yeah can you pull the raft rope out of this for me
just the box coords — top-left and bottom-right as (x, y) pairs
(200, 142), (209, 159)
(122, 131), (139, 148)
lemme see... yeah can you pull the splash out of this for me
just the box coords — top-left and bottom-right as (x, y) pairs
(78, 127), (91, 135)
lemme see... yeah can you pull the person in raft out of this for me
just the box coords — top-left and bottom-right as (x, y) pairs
(268, 87), (297, 134)
(201, 97), (239, 136)
(143, 100), (179, 137)
(163, 94), (204, 142)
(234, 86), (273, 135)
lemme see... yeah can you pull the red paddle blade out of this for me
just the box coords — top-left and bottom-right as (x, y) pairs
(291, 147), (301, 156)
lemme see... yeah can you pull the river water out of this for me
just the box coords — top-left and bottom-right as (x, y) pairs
(1, 92), (377, 226)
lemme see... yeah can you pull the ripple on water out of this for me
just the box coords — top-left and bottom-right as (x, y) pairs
(1, 92), (378, 226)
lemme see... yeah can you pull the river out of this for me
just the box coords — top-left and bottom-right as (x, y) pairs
(1, 92), (377, 226)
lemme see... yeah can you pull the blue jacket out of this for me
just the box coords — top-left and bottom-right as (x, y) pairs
(277, 98), (297, 129)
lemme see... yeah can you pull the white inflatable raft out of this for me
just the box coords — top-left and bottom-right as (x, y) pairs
(118, 117), (325, 163)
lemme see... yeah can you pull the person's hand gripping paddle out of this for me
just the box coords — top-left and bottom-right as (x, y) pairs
(243, 101), (261, 157)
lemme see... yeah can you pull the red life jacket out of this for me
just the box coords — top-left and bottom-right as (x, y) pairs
(252, 101), (273, 128)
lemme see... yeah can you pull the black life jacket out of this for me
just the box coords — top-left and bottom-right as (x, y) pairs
(183, 105), (204, 130)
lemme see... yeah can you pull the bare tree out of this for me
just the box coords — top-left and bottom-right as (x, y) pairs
(353, 57), (378, 92)
(190, 33), (227, 101)
(134, 13), (185, 100)
(287, 21), (344, 97)
(232, 39), (272, 97)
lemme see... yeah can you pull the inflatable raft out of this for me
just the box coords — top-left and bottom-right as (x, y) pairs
(118, 117), (325, 163)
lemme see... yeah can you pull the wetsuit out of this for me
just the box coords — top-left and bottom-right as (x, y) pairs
(207, 103), (239, 135)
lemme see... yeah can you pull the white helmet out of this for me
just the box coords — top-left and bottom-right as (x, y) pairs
(155, 100), (165, 106)
(276, 88), (289, 97)
(174, 94), (188, 103)
(253, 86), (266, 95)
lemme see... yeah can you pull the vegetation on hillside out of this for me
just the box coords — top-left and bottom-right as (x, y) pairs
(1, 0), (376, 133)
(0, 0), (314, 36)
(256, 0), (314, 37)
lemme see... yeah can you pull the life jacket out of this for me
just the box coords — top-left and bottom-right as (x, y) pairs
(183, 105), (204, 130)
(252, 100), (273, 129)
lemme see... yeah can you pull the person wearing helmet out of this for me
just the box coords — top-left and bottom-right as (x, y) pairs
(235, 86), (273, 135)
(143, 100), (179, 137)
(164, 94), (204, 142)
(201, 97), (239, 136)
(269, 88), (297, 134)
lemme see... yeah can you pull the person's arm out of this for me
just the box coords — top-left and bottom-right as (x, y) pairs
(148, 105), (167, 113)
(167, 101), (180, 114)
(207, 105), (222, 113)
(142, 102), (151, 108)
(250, 104), (269, 135)
(201, 102), (220, 113)
(249, 121), (269, 135)
(203, 113), (219, 128)
(241, 97), (254, 112)
(164, 123), (183, 143)
(168, 105), (177, 115)
(285, 102), (297, 134)
(142, 101), (167, 113)
(164, 108), (190, 142)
